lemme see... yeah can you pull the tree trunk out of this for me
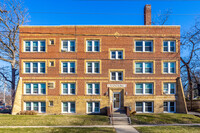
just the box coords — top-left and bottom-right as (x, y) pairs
(11, 66), (16, 106)
(186, 65), (193, 111)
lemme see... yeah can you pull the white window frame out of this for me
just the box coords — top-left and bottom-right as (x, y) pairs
(61, 83), (76, 95)
(24, 102), (46, 113)
(135, 40), (153, 52)
(61, 62), (76, 73)
(163, 41), (176, 52)
(86, 40), (100, 52)
(110, 71), (123, 81)
(163, 62), (176, 74)
(24, 83), (46, 95)
(86, 62), (100, 74)
(24, 62), (46, 74)
(24, 40), (46, 52)
(135, 102), (154, 113)
(62, 102), (76, 113)
(86, 83), (100, 95)
(135, 62), (153, 74)
(110, 50), (123, 59)
(163, 101), (176, 113)
(61, 40), (76, 52)
(163, 83), (176, 94)
(87, 102), (100, 113)
(135, 83), (154, 95)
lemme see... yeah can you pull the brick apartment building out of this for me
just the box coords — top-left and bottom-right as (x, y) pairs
(12, 5), (187, 115)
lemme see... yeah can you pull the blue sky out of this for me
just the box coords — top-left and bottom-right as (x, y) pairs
(1, 0), (200, 67)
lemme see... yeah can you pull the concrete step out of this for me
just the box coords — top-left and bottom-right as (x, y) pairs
(112, 114), (127, 117)
(113, 120), (129, 125)
(112, 117), (129, 121)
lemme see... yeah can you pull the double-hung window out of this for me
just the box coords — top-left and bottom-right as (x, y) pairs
(87, 83), (100, 95)
(163, 41), (176, 52)
(136, 102), (153, 113)
(163, 62), (176, 74)
(24, 62), (46, 73)
(86, 40), (100, 52)
(86, 62), (100, 74)
(163, 83), (176, 94)
(62, 62), (76, 73)
(135, 41), (153, 52)
(62, 83), (76, 95)
(24, 102), (46, 113)
(24, 83), (46, 95)
(62, 102), (75, 113)
(24, 40), (46, 52)
(110, 72), (123, 81)
(61, 40), (75, 52)
(135, 62), (153, 74)
(135, 83), (153, 94)
(163, 101), (176, 113)
(87, 102), (100, 113)
(110, 51), (123, 59)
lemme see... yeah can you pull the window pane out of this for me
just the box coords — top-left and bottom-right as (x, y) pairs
(87, 102), (92, 112)
(136, 63), (143, 73)
(118, 51), (123, 59)
(33, 84), (38, 94)
(26, 102), (31, 110)
(94, 102), (100, 112)
(25, 84), (31, 94)
(145, 41), (152, 52)
(170, 102), (175, 112)
(163, 63), (168, 73)
(25, 41), (31, 51)
(63, 102), (68, 112)
(33, 102), (38, 111)
(40, 63), (45, 73)
(33, 63), (38, 73)
(111, 51), (116, 59)
(95, 84), (100, 94)
(170, 63), (175, 73)
(70, 62), (75, 73)
(25, 63), (30, 73)
(145, 63), (152, 73)
(41, 102), (46, 112)
(118, 72), (123, 81)
(63, 63), (68, 73)
(163, 41), (168, 52)
(40, 41), (45, 51)
(87, 63), (92, 73)
(170, 83), (175, 94)
(40, 84), (46, 94)
(63, 41), (68, 50)
(70, 102), (75, 113)
(163, 83), (168, 94)
(94, 63), (99, 73)
(87, 84), (92, 94)
(70, 84), (75, 94)
(145, 83), (153, 94)
(136, 102), (143, 112)
(111, 72), (116, 80)
(94, 41), (99, 51)
(136, 41), (143, 51)
(63, 84), (68, 94)
(136, 84), (143, 94)
(70, 41), (75, 51)
(170, 41), (175, 52)
(87, 41), (92, 51)
(33, 41), (38, 52)
(145, 102), (152, 112)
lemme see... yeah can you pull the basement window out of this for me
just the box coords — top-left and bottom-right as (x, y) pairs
(49, 101), (54, 106)
(50, 39), (55, 45)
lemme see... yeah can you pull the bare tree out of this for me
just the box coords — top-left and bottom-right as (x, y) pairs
(181, 21), (200, 110)
(0, 0), (29, 106)
(152, 9), (172, 25)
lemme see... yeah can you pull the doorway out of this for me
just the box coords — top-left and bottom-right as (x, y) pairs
(113, 92), (121, 109)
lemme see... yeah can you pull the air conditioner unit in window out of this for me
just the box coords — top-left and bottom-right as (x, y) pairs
(48, 82), (55, 89)
(61, 49), (68, 52)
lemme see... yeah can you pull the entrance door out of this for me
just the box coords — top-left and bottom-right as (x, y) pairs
(113, 92), (121, 109)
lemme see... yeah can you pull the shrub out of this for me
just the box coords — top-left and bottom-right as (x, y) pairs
(18, 110), (37, 115)
(131, 111), (136, 116)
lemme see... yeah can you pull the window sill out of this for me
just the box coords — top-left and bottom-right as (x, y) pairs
(60, 94), (76, 96)
(23, 94), (46, 96)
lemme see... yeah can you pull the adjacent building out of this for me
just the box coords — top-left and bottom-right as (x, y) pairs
(12, 5), (187, 115)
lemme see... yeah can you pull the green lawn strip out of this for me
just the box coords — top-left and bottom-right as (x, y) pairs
(135, 126), (200, 133)
(131, 113), (200, 124)
(0, 115), (109, 126)
(0, 127), (115, 133)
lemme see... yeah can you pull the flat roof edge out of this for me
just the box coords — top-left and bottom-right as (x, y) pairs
(19, 25), (181, 28)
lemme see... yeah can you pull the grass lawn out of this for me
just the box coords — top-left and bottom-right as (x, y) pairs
(0, 115), (109, 126)
(135, 126), (200, 133)
(131, 113), (200, 124)
(0, 127), (115, 133)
